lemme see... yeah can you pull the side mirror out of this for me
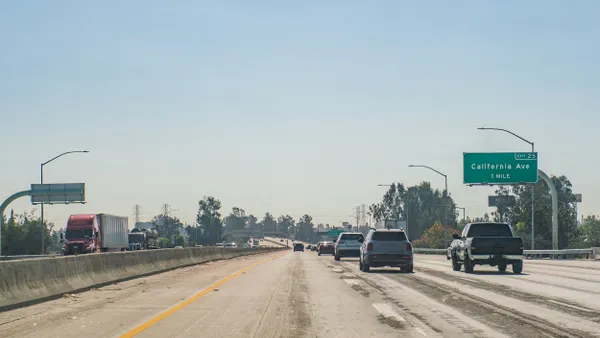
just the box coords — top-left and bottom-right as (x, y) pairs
(452, 234), (460, 240)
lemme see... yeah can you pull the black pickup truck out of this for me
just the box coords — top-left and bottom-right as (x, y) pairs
(448, 222), (524, 274)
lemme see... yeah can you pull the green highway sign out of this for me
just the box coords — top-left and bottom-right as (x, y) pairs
(327, 229), (345, 237)
(30, 183), (86, 205)
(463, 152), (538, 185)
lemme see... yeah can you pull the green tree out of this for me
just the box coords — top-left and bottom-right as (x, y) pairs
(413, 222), (457, 249)
(295, 214), (315, 242)
(224, 207), (247, 231)
(1, 209), (53, 255)
(261, 213), (277, 232)
(175, 235), (185, 247)
(152, 214), (183, 241)
(247, 214), (260, 231)
(197, 196), (223, 245)
(493, 175), (578, 249)
(185, 224), (202, 247)
(277, 214), (295, 236)
(157, 237), (170, 248)
(579, 215), (600, 247)
(371, 182), (457, 240)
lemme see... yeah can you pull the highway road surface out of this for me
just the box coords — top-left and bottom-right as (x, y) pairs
(1, 252), (600, 338)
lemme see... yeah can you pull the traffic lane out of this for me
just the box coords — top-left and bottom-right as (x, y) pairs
(414, 254), (600, 310)
(333, 256), (600, 337)
(0, 251), (285, 338)
(132, 249), (427, 338)
(315, 255), (508, 337)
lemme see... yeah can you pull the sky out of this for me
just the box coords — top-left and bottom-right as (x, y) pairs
(1, 1), (599, 230)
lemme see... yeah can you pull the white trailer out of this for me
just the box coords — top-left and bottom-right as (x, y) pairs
(98, 214), (129, 251)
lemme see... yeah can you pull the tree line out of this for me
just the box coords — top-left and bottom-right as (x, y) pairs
(370, 175), (600, 250)
(3, 172), (600, 254)
(145, 196), (322, 247)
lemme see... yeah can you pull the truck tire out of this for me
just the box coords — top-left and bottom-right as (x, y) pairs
(498, 262), (507, 272)
(464, 256), (474, 273)
(512, 260), (523, 274)
(362, 262), (370, 273)
(452, 256), (462, 271)
(402, 264), (414, 273)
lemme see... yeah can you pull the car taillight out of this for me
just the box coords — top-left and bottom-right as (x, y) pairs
(406, 243), (412, 251)
(366, 243), (373, 251)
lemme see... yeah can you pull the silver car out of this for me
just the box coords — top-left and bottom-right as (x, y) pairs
(359, 229), (413, 273)
(334, 232), (364, 261)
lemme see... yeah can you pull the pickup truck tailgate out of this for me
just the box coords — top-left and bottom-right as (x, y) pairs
(470, 237), (523, 255)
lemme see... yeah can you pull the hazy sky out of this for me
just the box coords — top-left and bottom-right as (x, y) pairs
(1, 1), (599, 229)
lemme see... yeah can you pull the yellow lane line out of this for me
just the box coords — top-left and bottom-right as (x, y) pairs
(120, 252), (286, 338)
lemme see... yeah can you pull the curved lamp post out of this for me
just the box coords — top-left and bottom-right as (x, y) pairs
(40, 150), (90, 253)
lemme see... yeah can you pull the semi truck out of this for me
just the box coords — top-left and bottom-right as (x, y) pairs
(61, 213), (129, 255)
(128, 228), (159, 250)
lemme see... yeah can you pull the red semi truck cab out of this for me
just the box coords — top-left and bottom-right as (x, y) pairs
(61, 213), (129, 255)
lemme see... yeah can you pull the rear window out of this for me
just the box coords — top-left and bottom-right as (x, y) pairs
(467, 223), (512, 237)
(341, 234), (364, 240)
(372, 231), (407, 241)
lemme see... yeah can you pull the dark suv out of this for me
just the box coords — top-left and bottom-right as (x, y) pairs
(359, 229), (413, 273)
(293, 243), (305, 252)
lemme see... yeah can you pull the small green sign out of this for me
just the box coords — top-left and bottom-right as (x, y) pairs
(327, 229), (345, 237)
(463, 152), (538, 185)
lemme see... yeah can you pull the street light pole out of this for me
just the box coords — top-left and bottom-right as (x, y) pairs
(40, 150), (90, 254)
(478, 127), (536, 250)
(408, 164), (449, 226)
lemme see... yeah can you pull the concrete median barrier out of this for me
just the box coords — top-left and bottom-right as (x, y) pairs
(0, 246), (285, 311)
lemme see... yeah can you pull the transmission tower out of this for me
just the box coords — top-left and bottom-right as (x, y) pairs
(354, 206), (361, 232)
(360, 204), (367, 228)
(133, 205), (142, 226)
(161, 203), (172, 216)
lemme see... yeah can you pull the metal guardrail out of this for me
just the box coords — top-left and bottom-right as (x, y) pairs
(414, 248), (597, 259)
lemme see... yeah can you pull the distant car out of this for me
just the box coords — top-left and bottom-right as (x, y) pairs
(174, 246), (183, 249)
(306, 244), (312, 250)
(359, 229), (413, 273)
(318, 242), (335, 256)
(293, 243), (305, 252)
(334, 232), (364, 261)
(311, 244), (318, 252)
(224, 242), (238, 248)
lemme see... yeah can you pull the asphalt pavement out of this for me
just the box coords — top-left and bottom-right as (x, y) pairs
(1, 251), (599, 338)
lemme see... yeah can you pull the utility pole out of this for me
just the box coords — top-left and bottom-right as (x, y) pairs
(161, 204), (171, 246)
